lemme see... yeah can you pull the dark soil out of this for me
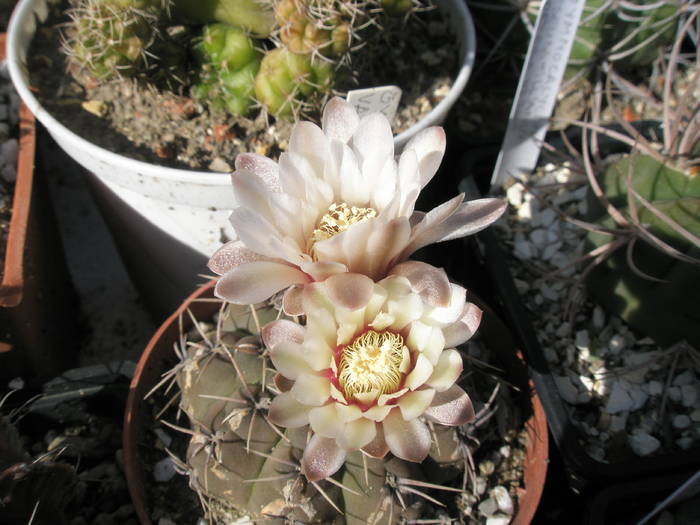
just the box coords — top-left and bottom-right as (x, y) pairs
(27, 0), (458, 171)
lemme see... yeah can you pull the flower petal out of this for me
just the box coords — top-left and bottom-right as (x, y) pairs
(424, 385), (475, 426)
(402, 126), (446, 188)
(404, 354), (434, 390)
(302, 334), (334, 372)
(325, 273), (375, 311)
(215, 261), (310, 304)
(425, 349), (463, 392)
(403, 197), (507, 258)
(235, 152), (281, 193)
(362, 404), (393, 422)
(362, 424), (389, 458)
(282, 285), (305, 316)
(299, 260), (348, 281)
(424, 284), (466, 326)
(337, 418), (376, 450)
(270, 341), (312, 380)
(382, 408), (431, 462)
(208, 240), (270, 276)
(443, 302), (483, 347)
(268, 391), (311, 428)
(397, 388), (435, 421)
(322, 96), (359, 144)
(262, 319), (305, 349)
(291, 373), (331, 406)
(308, 404), (342, 438)
(389, 261), (451, 307)
(302, 434), (347, 482)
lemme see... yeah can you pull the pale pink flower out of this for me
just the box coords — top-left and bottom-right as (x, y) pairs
(208, 97), (505, 307)
(262, 263), (482, 481)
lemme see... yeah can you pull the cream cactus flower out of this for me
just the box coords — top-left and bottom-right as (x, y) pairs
(262, 262), (482, 481)
(208, 97), (506, 308)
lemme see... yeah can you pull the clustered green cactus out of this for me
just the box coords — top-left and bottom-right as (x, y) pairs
(168, 302), (486, 524)
(586, 155), (700, 348)
(63, 0), (415, 118)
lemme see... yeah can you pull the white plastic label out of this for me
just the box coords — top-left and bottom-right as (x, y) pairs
(346, 86), (402, 121)
(490, 0), (585, 190)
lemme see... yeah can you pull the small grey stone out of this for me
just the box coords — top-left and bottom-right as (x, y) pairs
(681, 385), (698, 408)
(669, 386), (682, 402)
(555, 322), (572, 337)
(158, 519), (178, 525)
(605, 381), (635, 414)
(153, 457), (177, 482)
(673, 414), (691, 429)
(646, 381), (663, 396)
(513, 240), (535, 260)
(575, 330), (589, 351)
(555, 375), (581, 405)
(592, 306), (605, 329)
(628, 431), (661, 456)
(690, 409), (700, 423)
(628, 386), (649, 411)
(479, 460), (495, 476)
(474, 476), (487, 496)
(608, 334), (626, 354)
(676, 437), (694, 450)
(673, 370), (695, 386)
(609, 414), (628, 433)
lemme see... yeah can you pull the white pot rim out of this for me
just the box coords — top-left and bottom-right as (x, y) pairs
(6, 0), (475, 186)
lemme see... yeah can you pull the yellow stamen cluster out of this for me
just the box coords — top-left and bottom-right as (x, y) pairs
(310, 202), (377, 247)
(338, 330), (404, 401)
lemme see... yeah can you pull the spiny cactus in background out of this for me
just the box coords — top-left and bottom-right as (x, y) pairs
(254, 47), (333, 117)
(582, 5), (700, 348)
(191, 24), (262, 116)
(64, 0), (167, 81)
(64, 0), (423, 119)
(164, 301), (502, 524)
(472, 0), (683, 77)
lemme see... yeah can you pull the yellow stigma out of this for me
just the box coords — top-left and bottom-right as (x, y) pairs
(310, 202), (377, 247)
(338, 330), (405, 402)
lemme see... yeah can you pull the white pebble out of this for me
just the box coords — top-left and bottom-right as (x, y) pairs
(628, 431), (661, 456)
(608, 334), (626, 354)
(506, 183), (524, 207)
(490, 486), (514, 515)
(478, 497), (498, 517)
(513, 240), (535, 260)
(486, 515), (511, 525)
(605, 381), (635, 414)
(646, 381), (663, 396)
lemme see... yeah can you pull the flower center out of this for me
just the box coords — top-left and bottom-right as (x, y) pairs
(310, 202), (377, 247)
(338, 330), (404, 401)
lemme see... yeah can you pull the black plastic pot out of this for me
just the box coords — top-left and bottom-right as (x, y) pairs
(469, 224), (700, 489)
(583, 470), (700, 525)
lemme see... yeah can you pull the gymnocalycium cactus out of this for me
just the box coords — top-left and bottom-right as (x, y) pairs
(580, 6), (700, 347)
(63, 0), (420, 119)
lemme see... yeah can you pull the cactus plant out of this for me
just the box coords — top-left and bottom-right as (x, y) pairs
(62, 0), (425, 120)
(579, 5), (700, 347)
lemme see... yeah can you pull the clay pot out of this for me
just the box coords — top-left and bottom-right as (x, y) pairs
(0, 33), (81, 383)
(123, 279), (548, 524)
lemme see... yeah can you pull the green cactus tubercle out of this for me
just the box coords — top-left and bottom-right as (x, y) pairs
(192, 24), (261, 116)
(586, 154), (700, 348)
(254, 46), (333, 118)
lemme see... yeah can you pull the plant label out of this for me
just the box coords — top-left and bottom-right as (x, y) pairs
(346, 86), (402, 122)
(490, 0), (585, 190)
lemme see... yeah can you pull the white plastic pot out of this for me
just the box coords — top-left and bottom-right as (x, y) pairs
(6, 0), (475, 317)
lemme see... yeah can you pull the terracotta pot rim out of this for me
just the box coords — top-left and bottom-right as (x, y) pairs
(123, 280), (548, 525)
(0, 32), (36, 308)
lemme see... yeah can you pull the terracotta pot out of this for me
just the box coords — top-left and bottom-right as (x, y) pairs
(0, 34), (81, 383)
(124, 279), (548, 525)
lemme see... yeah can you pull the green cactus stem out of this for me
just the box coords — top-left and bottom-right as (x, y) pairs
(172, 0), (275, 37)
(254, 46), (333, 118)
(586, 153), (700, 348)
(192, 24), (262, 116)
